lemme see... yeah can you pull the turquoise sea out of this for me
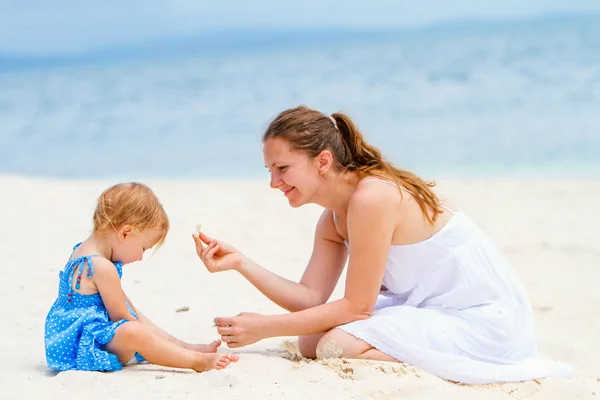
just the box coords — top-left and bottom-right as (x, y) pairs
(1, 16), (599, 180)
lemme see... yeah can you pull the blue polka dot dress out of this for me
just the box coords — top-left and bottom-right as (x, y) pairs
(44, 243), (145, 372)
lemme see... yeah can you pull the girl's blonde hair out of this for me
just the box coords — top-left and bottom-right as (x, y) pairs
(93, 182), (169, 247)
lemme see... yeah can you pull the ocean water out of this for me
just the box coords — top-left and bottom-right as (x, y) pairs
(1, 17), (599, 180)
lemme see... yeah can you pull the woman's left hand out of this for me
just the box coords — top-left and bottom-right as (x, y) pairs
(214, 312), (267, 348)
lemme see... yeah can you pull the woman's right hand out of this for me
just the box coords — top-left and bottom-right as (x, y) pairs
(192, 232), (245, 273)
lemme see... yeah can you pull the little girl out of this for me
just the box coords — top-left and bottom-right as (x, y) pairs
(44, 182), (239, 372)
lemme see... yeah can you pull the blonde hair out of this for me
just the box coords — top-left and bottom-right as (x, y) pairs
(93, 182), (169, 247)
(263, 106), (443, 224)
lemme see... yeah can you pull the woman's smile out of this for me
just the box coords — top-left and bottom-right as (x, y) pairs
(283, 187), (295, 197)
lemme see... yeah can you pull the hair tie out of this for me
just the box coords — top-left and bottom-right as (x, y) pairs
(329, 115), (338, 130)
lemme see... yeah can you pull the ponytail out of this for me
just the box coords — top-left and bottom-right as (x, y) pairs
(331, 113), (442, 224)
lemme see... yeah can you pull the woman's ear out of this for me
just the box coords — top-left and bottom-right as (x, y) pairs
(316, 149), (333, 175)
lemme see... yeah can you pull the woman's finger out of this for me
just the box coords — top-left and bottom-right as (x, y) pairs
(214, 316), (234, 326)
(222, 337), (239, 346)
(201, 241), (217, 259)
(200, 240), (214, 257)
(192, 233), (205, 251)
(199, 231), (215, 245)
(217, 325), (235, 335)
(220, 334), (236, 343)
(205, 243), (220, 260)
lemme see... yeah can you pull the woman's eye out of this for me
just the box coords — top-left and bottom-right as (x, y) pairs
(278, 166), (288, 171)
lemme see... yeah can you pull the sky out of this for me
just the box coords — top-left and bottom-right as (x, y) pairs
(1, 0), (599, 55)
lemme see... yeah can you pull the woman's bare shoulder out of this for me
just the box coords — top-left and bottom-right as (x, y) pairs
(352, 177), (404, 209)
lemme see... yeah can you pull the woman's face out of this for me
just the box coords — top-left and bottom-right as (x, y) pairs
(263, 138), (322, 208)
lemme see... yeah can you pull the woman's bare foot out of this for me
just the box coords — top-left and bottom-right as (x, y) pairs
(193, 353), (239, 372)
(187, 340), (221, 353)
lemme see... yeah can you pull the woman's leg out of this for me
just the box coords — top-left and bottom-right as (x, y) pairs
(298, 333), (325, 359)
(315, 328), (398, 362)
(106, 321), (238, 372)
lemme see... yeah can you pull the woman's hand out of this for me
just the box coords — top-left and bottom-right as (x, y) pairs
(214, 312), (267, 348)
(192, 231), (245, 273)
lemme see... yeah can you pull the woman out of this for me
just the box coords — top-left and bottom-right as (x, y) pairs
(192, 106), (573, 384)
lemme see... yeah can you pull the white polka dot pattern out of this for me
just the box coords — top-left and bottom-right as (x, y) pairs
(44, 243), (144, 372)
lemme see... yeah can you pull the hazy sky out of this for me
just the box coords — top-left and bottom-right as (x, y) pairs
(1, 0), (599, 55)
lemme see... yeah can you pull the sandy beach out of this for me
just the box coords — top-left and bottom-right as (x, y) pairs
(1, 175), (598, 399)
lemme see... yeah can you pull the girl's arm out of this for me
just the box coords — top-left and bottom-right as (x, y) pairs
(216, 187), (397, 345)
(93, 259), (138, 323)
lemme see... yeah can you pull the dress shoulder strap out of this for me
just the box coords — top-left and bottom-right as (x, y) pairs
(64, 256), (97, 291)
(63, 243), (102, 289)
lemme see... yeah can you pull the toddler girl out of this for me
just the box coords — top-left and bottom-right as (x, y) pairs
(44, 182), (238, 372)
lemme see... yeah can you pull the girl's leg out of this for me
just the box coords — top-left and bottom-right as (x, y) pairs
(106, 321), (239, 372)
(134, 308), (220, 353)
(315, 328), (398, 362)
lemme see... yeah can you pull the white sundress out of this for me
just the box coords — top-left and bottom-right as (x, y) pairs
(338, 180), (574, 384)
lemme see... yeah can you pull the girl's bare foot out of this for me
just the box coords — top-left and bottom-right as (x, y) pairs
(193, 353), (239, 372)
(187, 340), (221, 353)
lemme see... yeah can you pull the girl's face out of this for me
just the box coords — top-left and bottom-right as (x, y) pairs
(263, 138), (327, 208)
(112, 226), (163, 264)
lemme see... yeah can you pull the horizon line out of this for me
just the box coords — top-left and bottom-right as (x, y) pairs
(0, 11), (597, 70)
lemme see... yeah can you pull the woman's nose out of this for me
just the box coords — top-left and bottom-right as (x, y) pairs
(269, 172), (280, 189)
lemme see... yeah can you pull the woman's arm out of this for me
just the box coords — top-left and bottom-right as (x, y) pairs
(196, 209), (348, 312)
(237, 209), (348, 312)
(216, 187), (397, 345)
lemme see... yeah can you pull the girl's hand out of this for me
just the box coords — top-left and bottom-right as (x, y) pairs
(192, 231), (245, 273)
(214, 312), (267, 348)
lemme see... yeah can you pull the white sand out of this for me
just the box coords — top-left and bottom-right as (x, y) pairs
(1, 175), (598, 399)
